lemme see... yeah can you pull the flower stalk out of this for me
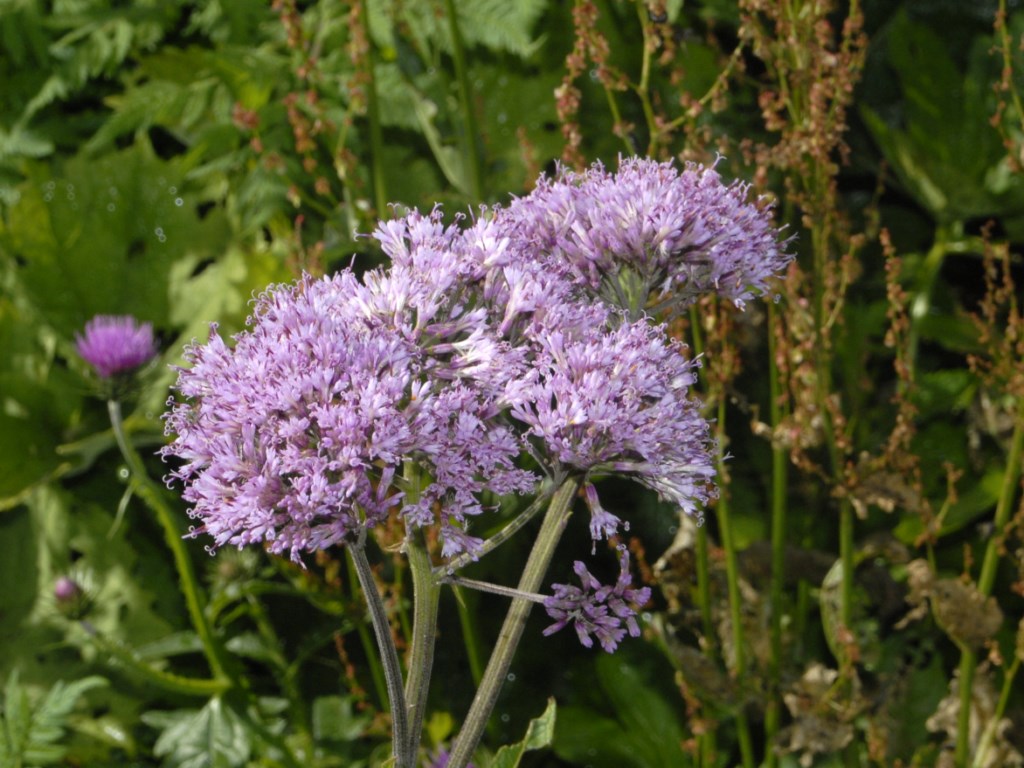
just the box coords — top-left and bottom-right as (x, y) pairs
(107, 399), (230, 684)
(348, 530), (411, 768)
(403, 527), (442, 760)
(955, 404), (1024, 767)
(446, 477), (581, 768)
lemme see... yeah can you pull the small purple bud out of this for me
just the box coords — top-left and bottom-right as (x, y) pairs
(76, 315), (158, 379)
(54, 576), (82, 602)
(53, 575), (91, 619)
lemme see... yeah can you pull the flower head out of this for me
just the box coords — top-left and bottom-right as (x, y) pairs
(543, 549), (651, 653)
(76, 315), (158, 379)
(161, 156), (786, 567)
(506, 312), (715, 530)
(500, 156), (790, 315)
(162, 269), (534, 563)
(52, 573), (93, 620)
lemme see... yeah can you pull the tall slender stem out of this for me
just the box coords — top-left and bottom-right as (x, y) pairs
(955, 407), (1024, 767)
(348, 534), (411, 768)
(346, 554), (389, 709)
(443, 0), (483, 200)
(107, 400), (229, 683)
(441, 482), (556, 574)
(358, 0), (388, 217)
(713, 399), (755, 768)
(446, 477), (581, 768)
(453, 586), (485, 686)
(765, 302), (789, 767)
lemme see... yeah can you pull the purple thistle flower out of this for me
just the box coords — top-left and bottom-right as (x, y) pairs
(54, 576), (83, 604)
(543, 549), (652, 653)
(76, 315), (157, 379)
(499, 156), (790, 315)
(53, 574), (92, 619)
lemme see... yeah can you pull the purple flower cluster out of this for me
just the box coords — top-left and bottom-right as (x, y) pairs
(162, 157), (786, 618)
(500, 156), (789, 313)
(76, 315), (157, 379)
(162, 270), (532, 561)
(506, 315), (714, 538)
(543, 549), (652, 653)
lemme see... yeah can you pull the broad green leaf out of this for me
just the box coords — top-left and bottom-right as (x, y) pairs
(554, 657), (686, 768)
(0, 297), (81, 509)
(594, 655), (687, 767)
(311, 695), (370, 743)
(143, 698), (252, 768)
(1, 142), (231, 335)
(134, 632), (205, 662)
(488, 697), (556, 768)
(861, 10), (1024, 223)
(553, 706), (647, 768)
(0, 509), (41, 638)
(894, 468), (1003, 543)
(368, 0), (546, 60)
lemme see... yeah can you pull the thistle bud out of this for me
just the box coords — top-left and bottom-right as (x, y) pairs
(53, 575), (91, 619)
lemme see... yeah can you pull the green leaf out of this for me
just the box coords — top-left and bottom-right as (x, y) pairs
(554, 657), (686, 768)
(0, 297), (81, 509)
(488, 697), (556, 768)
(142, 698), (252, 768)
(311, 695), (370, 743)
(553, 706), (645, 768)
(368, 0), (546, 60)
(861, 10), (1024, 223)
(1, 142), (231, 336)
(0, 670), (107, 768)
(134, 632), (205, 662)
(894, 467), (1003, 543)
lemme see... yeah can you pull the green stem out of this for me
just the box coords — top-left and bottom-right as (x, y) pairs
(839, 499), (855, 631)
(694, 523), (715, 651)
(346, 554), (389, 709)
(443, 0), (483, 200)
(955, 407), (1024, 767)
(441, 482), (556, 574)
(907, 234), (949, 380)
(765, 303), (789, 767)
(955, 648), (977, 768)
(713, 400), (754, 768)
(632, 0), (660, 155)
(452, 585), (485, 685)
(348, 534), (412, 768)
(973, 655), (1021, 768)
(359, 0), (388, 217)
(403, 526), (441, 762)
(977, 408), (1024, 597)
(85, 626), (229, 697)
(446, 477), (581, 768)
(106, 400), (230, 683)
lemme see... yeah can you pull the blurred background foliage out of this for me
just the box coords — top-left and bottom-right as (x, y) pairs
(2, 0), (1024, 766)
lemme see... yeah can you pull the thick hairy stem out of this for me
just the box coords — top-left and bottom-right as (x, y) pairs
(403, 526), (441, 762)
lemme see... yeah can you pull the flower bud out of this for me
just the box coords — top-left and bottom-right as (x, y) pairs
(75, 315), (158, 397)
(53, 575), (91, 619)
